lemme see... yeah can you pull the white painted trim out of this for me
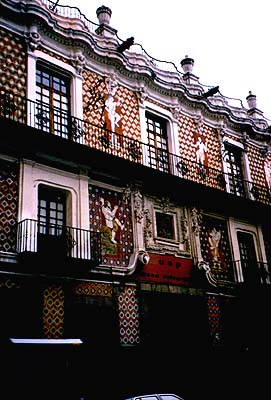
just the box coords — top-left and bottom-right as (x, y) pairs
(10, 338), (83, 345)
(26, 50), (83, 119)
(18, 160), (89, 231)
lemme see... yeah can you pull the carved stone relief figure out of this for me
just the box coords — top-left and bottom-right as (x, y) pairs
(144, 208), (152, 248)
(191, 207), (202, 235)
(133, 189), (144, 223)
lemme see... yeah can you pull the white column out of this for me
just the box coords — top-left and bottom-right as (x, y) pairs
(27, 52), (37, 101)
(26, 52), (37, 127)
(72, 74), (83, 119)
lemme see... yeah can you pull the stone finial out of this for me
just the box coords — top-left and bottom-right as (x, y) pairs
(96, 5), (112, 25)
(246, 90), (264, 120)
(180, 55), (194, 73)
(246, 91), (257, 109)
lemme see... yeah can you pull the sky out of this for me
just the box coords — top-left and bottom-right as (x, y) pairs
(57, 0), (271, 122)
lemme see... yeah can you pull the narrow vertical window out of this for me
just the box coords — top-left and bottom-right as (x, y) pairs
(224, 145), (245, 196)
(146, 112), (169, 172)
(37, 185), (67, 257)
(237, 231), (259, 283)
(36, 64), (70, 137)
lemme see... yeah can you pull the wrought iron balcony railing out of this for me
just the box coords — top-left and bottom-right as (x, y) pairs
(231, 259), (271, 287)
(42, 0), (99, 33)
(1, 89), (271, 206)
(17, 219), (101, 263)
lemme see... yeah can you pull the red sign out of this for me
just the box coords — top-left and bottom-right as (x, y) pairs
(136, 253), (193, 286)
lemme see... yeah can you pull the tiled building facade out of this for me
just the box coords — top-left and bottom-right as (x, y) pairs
(0, 1), (270, 399)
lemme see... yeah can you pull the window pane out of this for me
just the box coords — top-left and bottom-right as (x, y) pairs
(36, 65), (70, 137)
(156, 211), (174, 239)
(146, 112), (169, 172)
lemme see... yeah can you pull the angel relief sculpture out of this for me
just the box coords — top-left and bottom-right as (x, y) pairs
(100, 197), (124, 255)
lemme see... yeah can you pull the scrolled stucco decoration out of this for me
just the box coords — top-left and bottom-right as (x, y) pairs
(159, 196), (171, 213)
(169, 106), (181, 120)
(135, 86), (148, 105)
(191, 207), (202, 235)
(25, 31), (41, 52)
(194, 113), (203, 134)
(133, 189), (144, 223)
(198, 260), (218, 286)
(216, 120), (226, 141)
(260, 144), (271, 159)
(180, 213), (190, 253)
(143, 208), (152, 247)
(242, 131), (249, 151)
(105, 74), (118, 94)
(72, 52), (85, 75)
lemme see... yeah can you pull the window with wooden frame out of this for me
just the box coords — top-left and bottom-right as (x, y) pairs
(36, 63), (71, 137)
(37, 185), (67, 257)
(145, 111), (170, 173)
(224, 144), (245, 196)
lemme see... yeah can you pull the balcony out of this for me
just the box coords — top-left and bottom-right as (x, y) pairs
(1, 89), (271, 207)
(16, 219), (101, 272)
(231, 259), (271, 287)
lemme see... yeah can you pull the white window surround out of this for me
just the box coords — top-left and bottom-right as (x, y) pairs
(144, 198), (187, 254)
(228, 218), (265, 263)
(222, 137), (252, 183)
(27, 50), (83, 119)
(154, 209), (178, 243)
(18, 160), (89, 231)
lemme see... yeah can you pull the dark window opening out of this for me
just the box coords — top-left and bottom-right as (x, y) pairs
(146, 112), (169, 172)
(155, 211), (175, 240)
(237, 231), (259, 283)
(37, 185), (67, 259)
(224, 145), (245, 196)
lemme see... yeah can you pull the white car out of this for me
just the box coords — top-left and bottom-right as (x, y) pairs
(125, 394), (184, 400)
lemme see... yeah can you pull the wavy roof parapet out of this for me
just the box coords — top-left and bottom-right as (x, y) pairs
(2, 0), (271, 136)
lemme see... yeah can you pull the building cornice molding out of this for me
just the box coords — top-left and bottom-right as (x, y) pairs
(1, 0), (271, 143)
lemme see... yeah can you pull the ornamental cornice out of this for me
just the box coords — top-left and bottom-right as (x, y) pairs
(2, 0), (270, 144)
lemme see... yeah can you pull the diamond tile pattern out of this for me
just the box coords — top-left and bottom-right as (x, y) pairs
(178, 115), (222, 171)
(43, 285), (64, 338)
(248, 145), (266, 187)
(74, 282), (113, 297)
(118, 286), (140, 345)
(207, 294), (221, 332)
(0, 28), (26, 96)
(0, 160), (19, 252)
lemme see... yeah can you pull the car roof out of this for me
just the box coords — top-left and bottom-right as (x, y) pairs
(125, 394), (184, 400)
